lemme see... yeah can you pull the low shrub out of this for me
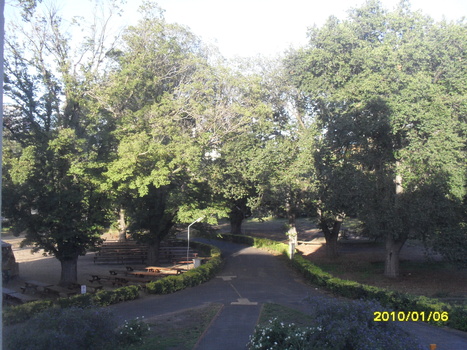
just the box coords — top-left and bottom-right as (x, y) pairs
(4, 284), (142, 325)
(248, 318), (318, 350)
(4, 307), (118, 350)
(56, 292), (94, 309)
(116, 316), (151, 346)
(93, 284), (142, 306)
(248, 298), (424, 350)
(2, 300), (54, 325)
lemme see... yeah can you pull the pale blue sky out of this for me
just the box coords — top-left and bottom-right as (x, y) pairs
(5, 0), (467, 58)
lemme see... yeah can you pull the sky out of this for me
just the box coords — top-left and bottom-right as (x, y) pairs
(5, 0), (467, 59)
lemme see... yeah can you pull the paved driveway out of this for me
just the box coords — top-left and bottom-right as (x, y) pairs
(109, 239), (467, 350)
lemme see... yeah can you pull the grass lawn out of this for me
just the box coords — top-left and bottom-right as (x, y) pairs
(257, 303), (313, 328)
(123, 303), (223, 350)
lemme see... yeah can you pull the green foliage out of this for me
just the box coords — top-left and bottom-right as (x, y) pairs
(2, 300), (54, 326)
(248, 318), (318, 350)
(92, 285), (142, 306)
(4, 307), (119, 350)
(285, 0), (467, 274)
(3, 5), (115, 284)
(116, 317), (151, 346)
(3, 285), (141, 325)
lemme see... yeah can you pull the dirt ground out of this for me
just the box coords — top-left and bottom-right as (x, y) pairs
(1, 232), (149, 296)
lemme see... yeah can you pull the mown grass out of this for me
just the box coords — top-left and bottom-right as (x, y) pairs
(124, 303), (223, 350)
(257, 303), (313, 328)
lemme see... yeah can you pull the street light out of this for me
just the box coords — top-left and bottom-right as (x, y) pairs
(187, 217), (204, 267)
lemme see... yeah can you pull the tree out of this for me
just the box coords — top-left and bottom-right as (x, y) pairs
(286, 0), (466, 276)
(2, 2), (120, 285)
(195, 58), (290, 235)
(99, 4), (229, 263)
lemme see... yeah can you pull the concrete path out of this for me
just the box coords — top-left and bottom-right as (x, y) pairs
(109, 239), (467, 350)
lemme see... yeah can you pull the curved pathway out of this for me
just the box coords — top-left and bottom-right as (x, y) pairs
(109, 239), (467, 350)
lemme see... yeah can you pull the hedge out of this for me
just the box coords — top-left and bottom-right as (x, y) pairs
(215, 233), (467, 332)
(3, 241), (222, 325)
(3, 285), (142, 326)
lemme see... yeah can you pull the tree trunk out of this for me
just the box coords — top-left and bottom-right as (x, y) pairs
(229, 206), (244, 235)
(286, 197), (297, 228)
(146, 240), (161, 266)
(384, 233), (406, 278)
(117, 207), (127, 242)
(320, 218), (342, 259)
(384, 168), (407, 278)
(59, 255), (79, 287)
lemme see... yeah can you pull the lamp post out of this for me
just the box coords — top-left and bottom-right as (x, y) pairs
(187, 217), (203, 267)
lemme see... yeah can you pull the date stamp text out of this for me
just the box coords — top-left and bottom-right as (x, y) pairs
(373, 311), (449, 322)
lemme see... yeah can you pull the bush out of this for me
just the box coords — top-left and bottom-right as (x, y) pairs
(248, 299), (424, 350)
(3, 300), (54, 325)
(307, 298), (424, 350)
(3, 285), (142, 326)
(248, 318), (318, 350)
(116, 316), (150, 346)
(56, 293), (94, 309)
(4, 307), (118, 350)
(92, 285), (141, 306)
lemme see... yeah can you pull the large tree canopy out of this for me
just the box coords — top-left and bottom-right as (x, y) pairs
(285, 0), (466, 275)
(2, 3), (119, 285)
(3, 0), (465, 283)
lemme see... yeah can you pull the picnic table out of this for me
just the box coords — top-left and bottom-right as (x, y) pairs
(144, 266), (184, 275)
(22, 280), (54, 294)
(89, 274), (112, 284)
(127, 270), (166, 278)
